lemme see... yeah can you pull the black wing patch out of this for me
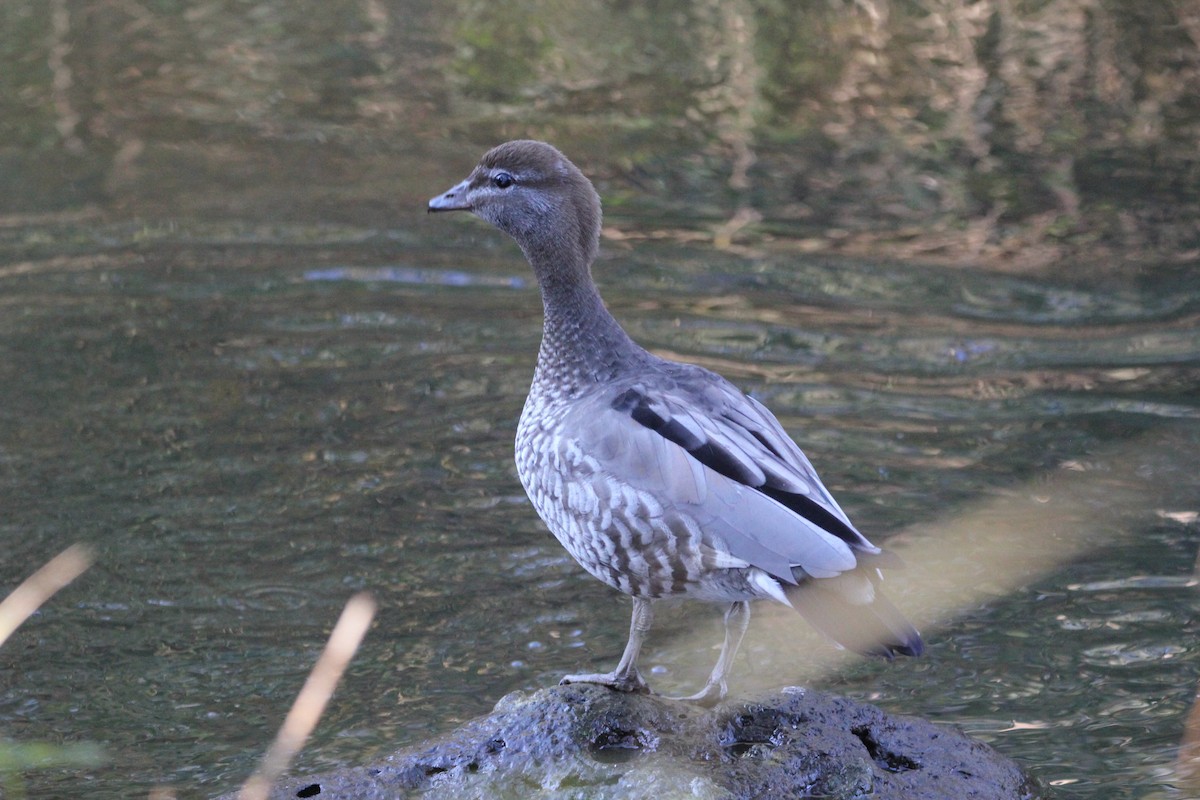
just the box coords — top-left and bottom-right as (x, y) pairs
(612, 387), (862, 546)
(613, 387), (760, 485)
(758, 486), (862, 546)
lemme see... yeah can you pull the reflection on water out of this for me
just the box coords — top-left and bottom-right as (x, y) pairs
(304, 265), (528, 289)
(0, 222), (1196, 798)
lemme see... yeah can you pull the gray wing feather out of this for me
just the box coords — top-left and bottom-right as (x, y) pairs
(571, 390), (859, 583)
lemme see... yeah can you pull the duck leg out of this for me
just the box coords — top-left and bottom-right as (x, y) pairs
(674, 601), (751, 707)
(561, 597), (653, 694)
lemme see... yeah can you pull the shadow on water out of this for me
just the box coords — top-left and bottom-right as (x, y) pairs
(0, 0), (1198, 797)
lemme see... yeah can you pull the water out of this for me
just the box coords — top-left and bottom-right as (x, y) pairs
(0, 222), (1196, 798)
(1, 2), (1199, 798)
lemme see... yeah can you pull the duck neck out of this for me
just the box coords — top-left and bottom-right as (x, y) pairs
(523, 242), (641, 395)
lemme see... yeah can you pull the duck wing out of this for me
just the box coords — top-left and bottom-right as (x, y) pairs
(563, 365), (876, 586)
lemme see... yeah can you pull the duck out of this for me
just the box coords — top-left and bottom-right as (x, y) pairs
(428, 140), (922, 705)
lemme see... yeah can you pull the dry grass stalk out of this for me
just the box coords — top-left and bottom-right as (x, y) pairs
(238, 592), (377, 800)
(0, 544), (94, 649)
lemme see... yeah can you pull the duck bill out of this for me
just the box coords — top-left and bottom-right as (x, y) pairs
(427, 179), (473, 213)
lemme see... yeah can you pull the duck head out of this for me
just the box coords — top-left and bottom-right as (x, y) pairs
(428, 140), (603, 279)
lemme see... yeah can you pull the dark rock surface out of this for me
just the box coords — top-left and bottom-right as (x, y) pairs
(219, 684), (1042, 800)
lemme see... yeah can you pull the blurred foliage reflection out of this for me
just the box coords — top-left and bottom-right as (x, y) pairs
(0, 0), (1196, 268)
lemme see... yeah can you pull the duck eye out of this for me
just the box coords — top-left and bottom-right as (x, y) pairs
(492, 172), (515, 189)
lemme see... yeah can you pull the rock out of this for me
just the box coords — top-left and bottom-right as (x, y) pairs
(220, 684), (1042, 800)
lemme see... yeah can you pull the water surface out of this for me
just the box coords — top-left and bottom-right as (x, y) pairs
(1, 221), (1197, 798)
